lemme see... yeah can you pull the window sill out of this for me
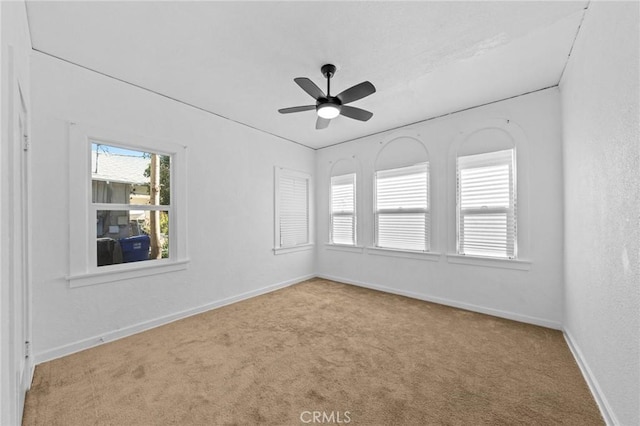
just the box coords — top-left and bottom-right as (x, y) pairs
(67, 259), (190, 288)
(273, 244), (314, 255)
(446, 254), (531, 270)
(367, 247), (442, 261)
(324, 244), (365, 253)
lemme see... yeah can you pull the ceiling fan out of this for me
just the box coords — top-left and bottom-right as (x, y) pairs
(278, 64), (376, 130)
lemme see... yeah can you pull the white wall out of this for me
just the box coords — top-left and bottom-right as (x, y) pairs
(560, 2), (640, 425)
(1, 1), (32, 424)
(317, 88), (565, 328)
(20, 4), (640, 424)
(30, 52), (315, 363)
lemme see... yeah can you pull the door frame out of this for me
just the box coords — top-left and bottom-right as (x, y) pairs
(16, 77), (32, 400)
(3, 44), (32, 424)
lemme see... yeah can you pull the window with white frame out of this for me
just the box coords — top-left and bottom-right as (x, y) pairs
(91, 143), (171, 267)
(275, 167), (311, 250)
(330, 173), (356, 245)
(68, 123), (187, 286)
(375, 163), (429, 251)
(457, 148), (516, 259)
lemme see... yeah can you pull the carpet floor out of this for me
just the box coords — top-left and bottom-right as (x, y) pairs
(23, 278), (603, 425)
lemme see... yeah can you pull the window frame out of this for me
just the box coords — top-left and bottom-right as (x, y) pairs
(329, 173), (357, 246)
(456, 148), (517, 259)
(273, 166), (313, 254)
(373, 162), (430, 253)
(67, 123), (188, 287)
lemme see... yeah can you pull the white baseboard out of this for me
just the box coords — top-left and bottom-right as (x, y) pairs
(563, 329), (617, 425)
(15, 356), (34, 425)
(33, 274), (315, 365)
(28, 362), (35, 390)
(30, 273), (616, 426)
(317, 273), (562, 330)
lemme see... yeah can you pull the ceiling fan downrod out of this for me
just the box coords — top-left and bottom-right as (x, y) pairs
(321, 64), (336, 96)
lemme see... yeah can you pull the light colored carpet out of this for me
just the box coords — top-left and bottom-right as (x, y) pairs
(23, 278), (603, 425)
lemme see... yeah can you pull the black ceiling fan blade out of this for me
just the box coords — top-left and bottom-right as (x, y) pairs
(278, 105), (316, 114)
(336, 81), (376, 104)
(316, 116), (330, 130)
(294, 77), (325, 100)
(340, 105), (373, 121)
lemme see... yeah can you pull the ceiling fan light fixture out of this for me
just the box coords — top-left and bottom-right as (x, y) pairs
(317, 103), (341, 119)
(279, 64), (375, 129)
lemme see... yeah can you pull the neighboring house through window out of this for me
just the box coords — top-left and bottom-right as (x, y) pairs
(92, 143), (170, 266)
(68, 123), (187, 287)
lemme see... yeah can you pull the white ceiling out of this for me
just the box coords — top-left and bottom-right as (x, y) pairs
(26, 1), (588, 149)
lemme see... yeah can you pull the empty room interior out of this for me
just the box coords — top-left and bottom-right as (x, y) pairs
(1, 1), (639, 425)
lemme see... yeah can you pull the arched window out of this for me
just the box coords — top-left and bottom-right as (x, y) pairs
(330, 173), (356, 245)
(374, 136), (430, 252)
(329, 158), (358, 246)
(456, 128), (517, 259)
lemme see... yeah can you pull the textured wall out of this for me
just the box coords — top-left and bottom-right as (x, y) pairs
(560, 2), (640, 424)
(317, 89), (566, 329)
(30, 52), (315, 361)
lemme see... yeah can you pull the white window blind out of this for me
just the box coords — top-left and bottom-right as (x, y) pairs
(375, 163), (429, 251)
(330, 173), (356, 245)
(457, 149), (516, 259)
(278, 170), (309, 248)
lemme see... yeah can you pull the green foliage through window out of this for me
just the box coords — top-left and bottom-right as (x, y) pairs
(144, 155), (171, 205)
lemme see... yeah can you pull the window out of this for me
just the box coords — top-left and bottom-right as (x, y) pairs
(275, 167), (312, 251)
(457, 148), (516, 259)
(92, 143), (170, 267)
(330, 173), (356, 245)
(68, 123), (187, 286)
(374, 163), (429, 251)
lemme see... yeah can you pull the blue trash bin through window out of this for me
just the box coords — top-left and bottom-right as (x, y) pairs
(119, 235), (150, 263)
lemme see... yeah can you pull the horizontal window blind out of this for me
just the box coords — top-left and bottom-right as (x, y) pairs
(279, 173), (309, 248)
(331, 173), (356, 245)
(375, 163), (429, 251)
(457, 149), (516, 258)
